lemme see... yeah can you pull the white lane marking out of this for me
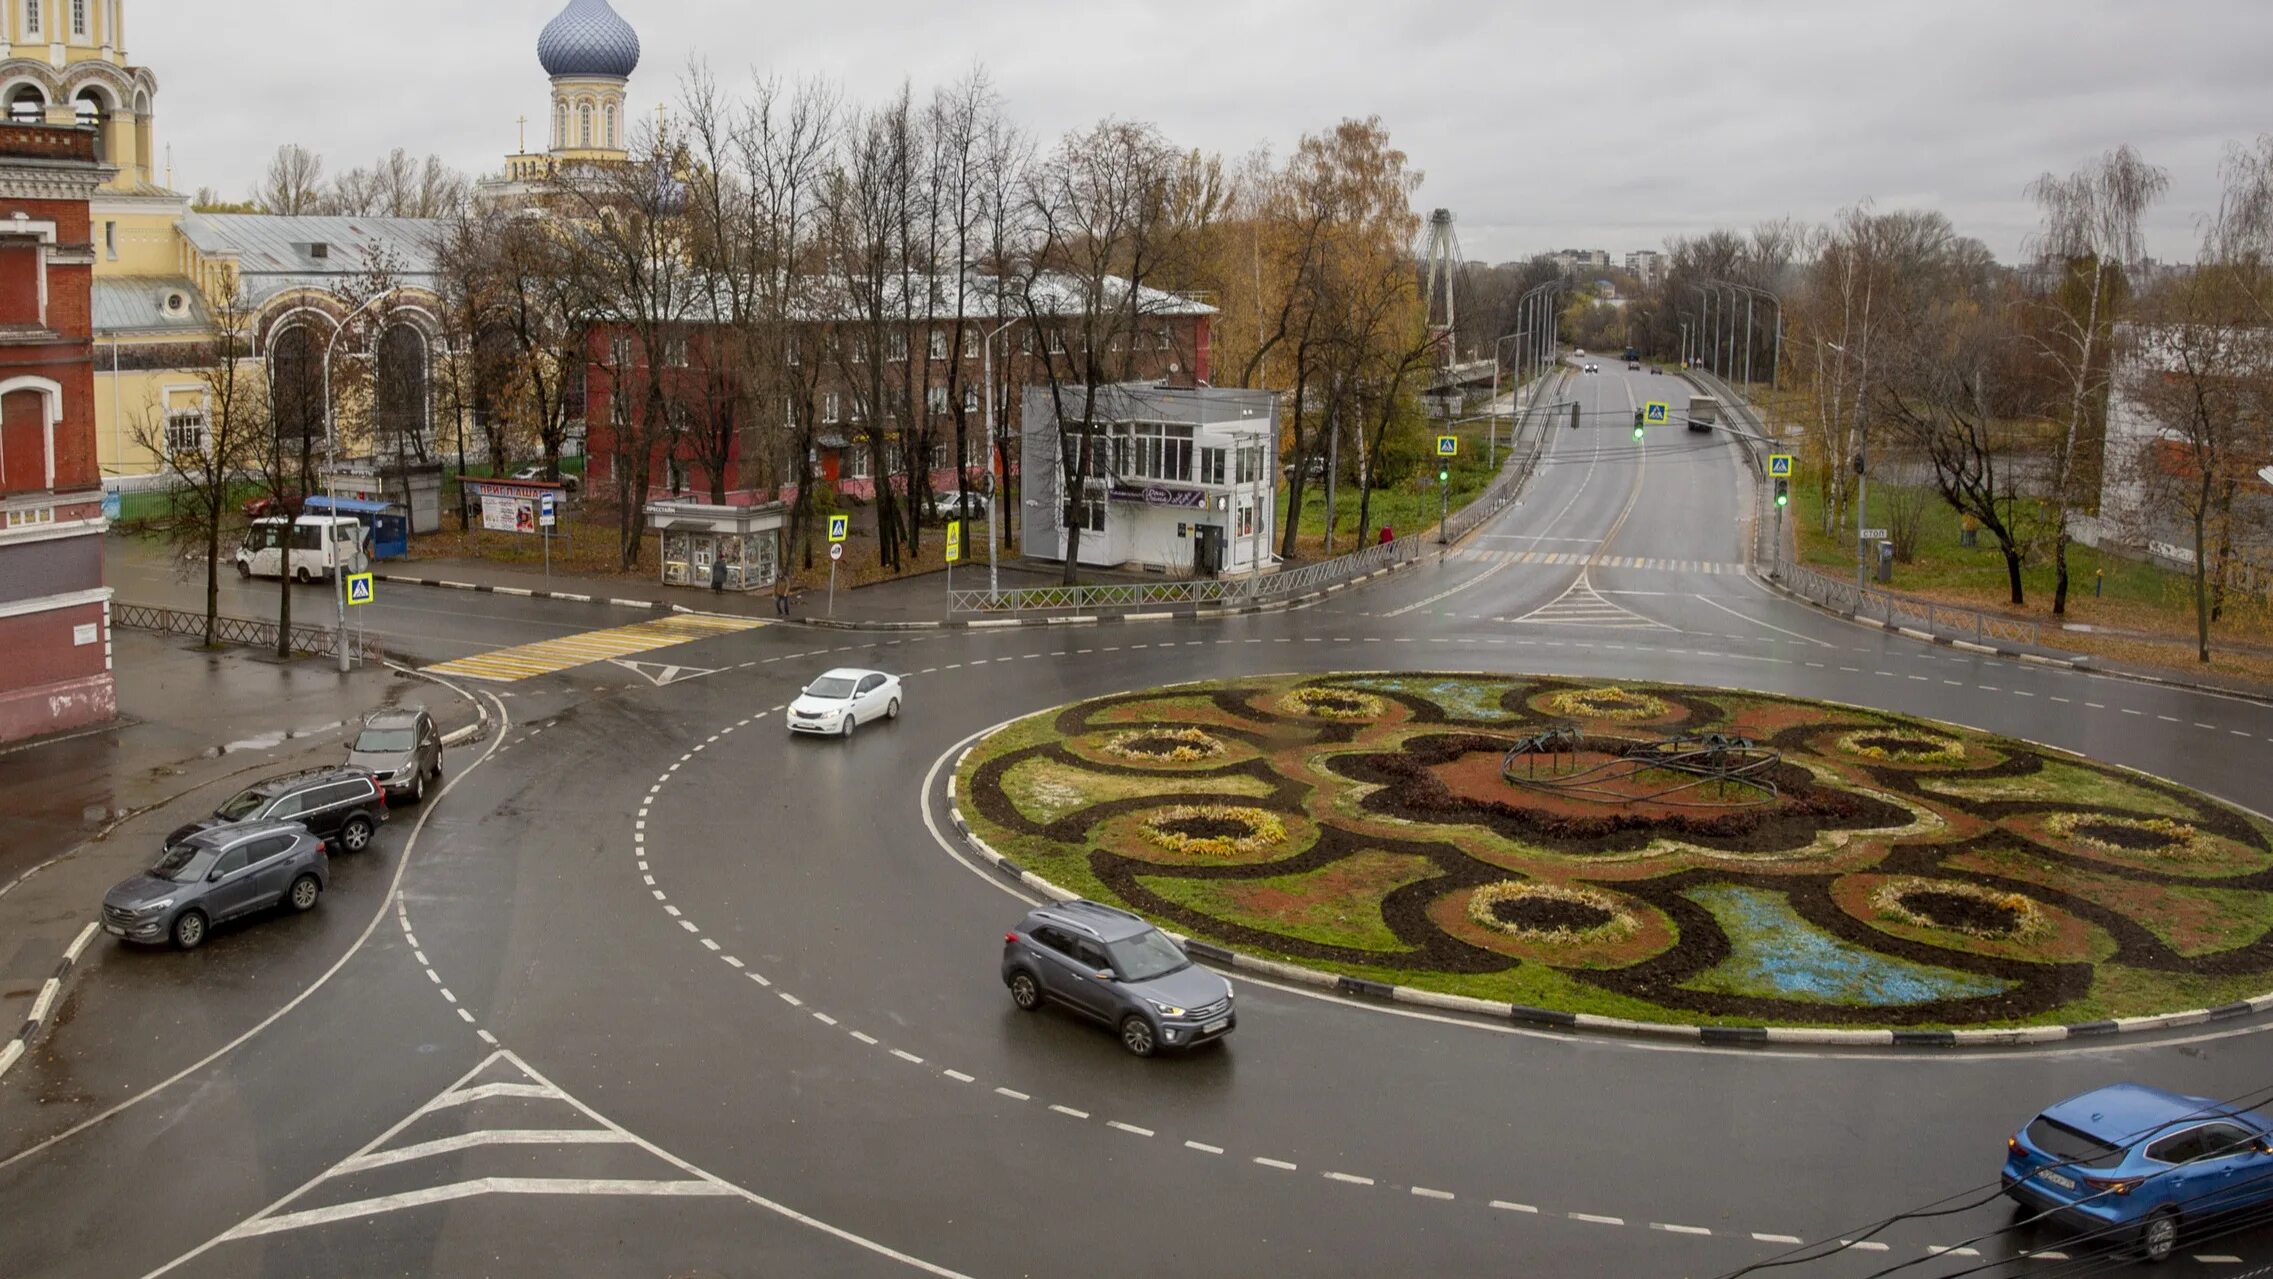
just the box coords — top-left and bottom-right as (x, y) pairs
(1411, 1186), (1455, 1201)
(851, 1031), (877, 1045)
(1753, 1233), (1802, 1244)
(1325, 1172), (1374, 1185)
(812, 1012), (835, 1026)
(1570, 1212), (1624, 1226)
(778, 991), (803, 1007)
(943, 1070), (974, 1083)
(1491, 1200), (1539, 1213)
(334, 1128), (631, 1175)
(1185, 1141), (1224, 1154)
(1049, 1104), (1089, 1119)
(1107, 1121), (1154, 1137)
(1691, 593), (1832, 646)
(1253, 1157), (1298, 1171)
(700, 938), (720, 951)
(220, 1177), (739, 1238)
(888, 1047), (920, 1063)
(995, 1087), (1029, 1101)
(1653, 1222), (1711, 1236)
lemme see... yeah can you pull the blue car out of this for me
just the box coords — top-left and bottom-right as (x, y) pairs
(2003, 1083), (2273, 1262)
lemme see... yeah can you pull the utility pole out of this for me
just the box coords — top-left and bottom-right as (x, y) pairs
(321, 286), (400, 674)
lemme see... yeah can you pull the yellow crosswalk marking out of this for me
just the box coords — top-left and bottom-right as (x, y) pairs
(424, 613), (763, 683)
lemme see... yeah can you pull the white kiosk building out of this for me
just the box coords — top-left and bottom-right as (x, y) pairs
(1019, 383), (1279, 577)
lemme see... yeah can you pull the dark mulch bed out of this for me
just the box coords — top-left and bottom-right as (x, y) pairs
(1491, 896), (1614, 934)
(1153, 814), (1255, 841)
(2071, 821), (2179, 851)
(1898, 890), (2020, 937)
(1852, 735), (1948, 757)
(1118, 734), (1205, 758)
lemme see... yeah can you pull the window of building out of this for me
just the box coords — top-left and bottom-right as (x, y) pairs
(925, 385), (948, 416)
(886, 330), (907, 362)
(961, 328), (979, 360)
(930, 441), (951, 472)
(1198, 446), (1226, 486)
(845, 446), (870, 480)
(609, 334), (633, 368)
(8, 87), (43, 123)
(784, 335), (799, 366)
(1237, 503), (1256, 539)
(663, 334), (688, 367)
(604, 103), (617, 149)
(71, 0), (85, 37)
(103, 220), (115, 259)
(1068, 495), (1105, 533)
(1108, 422), (1193, 484)
(162, 407), (206, 457)
(1157, 326), (1174, 351)
(24, 1), (40, 38)
(823, 392), (841, 424)
(554, 102), (567, 148)
(1234, 441), (1265, 486)
(579, 104), (593, 148)
(1019, 328), (1034, 355)
(1048, 329), (1067, 355)
(928, 329), (947, 361)
(963, 385), (979, 415)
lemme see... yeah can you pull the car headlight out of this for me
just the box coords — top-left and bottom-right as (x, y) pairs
(1145, 998), (1186, 1017)
(142, 899), (174, 914)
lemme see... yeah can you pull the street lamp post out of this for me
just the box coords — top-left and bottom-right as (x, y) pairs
(978, 315), (1023, 596)
(1488, 331), (1525, 467)
(321, 286), (401, 674)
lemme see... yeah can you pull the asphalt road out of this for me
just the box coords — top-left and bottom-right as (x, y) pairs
(11, 362), (2273, 1277)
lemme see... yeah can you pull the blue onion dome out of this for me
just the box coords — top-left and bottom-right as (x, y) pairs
(537, 0), (642, 80)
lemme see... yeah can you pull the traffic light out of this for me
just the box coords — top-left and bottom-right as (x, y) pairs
(1631, 408), (1644, 441)
(1437, 468), (1450, 484)
(1774, 478), (1789, 508)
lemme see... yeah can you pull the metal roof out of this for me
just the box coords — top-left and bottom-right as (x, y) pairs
(92, 276), (208, 334)
(180, 213), (446, 305)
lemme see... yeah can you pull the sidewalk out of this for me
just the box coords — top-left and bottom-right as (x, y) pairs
(0, 629), (483, 1074)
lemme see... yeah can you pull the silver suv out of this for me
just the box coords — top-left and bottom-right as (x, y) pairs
(1002, 901), (1235, 1057)
(101, 819), (330, 950)
(346, 708), (443, 803)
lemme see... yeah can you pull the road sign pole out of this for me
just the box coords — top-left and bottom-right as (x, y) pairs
(828, 560), (837, 618)
(1438, 468), (1449, 546)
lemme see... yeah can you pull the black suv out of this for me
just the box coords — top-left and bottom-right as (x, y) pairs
(167, 767), (387, 854)
(1002, 900), (1236, 1057)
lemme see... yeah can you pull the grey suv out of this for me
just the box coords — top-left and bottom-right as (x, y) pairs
(166, 766), (387, 854)
(102, 819), (330, 950)
(347, 708), (443, 803)
(1002, 900), (1236, 1057)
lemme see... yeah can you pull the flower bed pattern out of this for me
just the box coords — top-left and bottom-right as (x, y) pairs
(954, 674), (2273, 1030)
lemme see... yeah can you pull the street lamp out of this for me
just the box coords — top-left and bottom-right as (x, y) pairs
(1488, 331), (1526, 466)
(321, 286), (401, 674)
(1817, 338), (1869, 591)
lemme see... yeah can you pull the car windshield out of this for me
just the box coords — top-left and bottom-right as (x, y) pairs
(806, 677), (857, 699)
(354, 728), (415, 753)
(1107, 930), (1191, 983)
(149, 843), (218, 883)
(2027, 1117), (2129, 1170)
(215, 788), (269, 821)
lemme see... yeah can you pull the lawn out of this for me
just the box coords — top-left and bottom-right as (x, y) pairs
(954, 672), (2273, 1031)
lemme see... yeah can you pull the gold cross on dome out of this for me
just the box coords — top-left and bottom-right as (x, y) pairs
(517, 114), (528, 151)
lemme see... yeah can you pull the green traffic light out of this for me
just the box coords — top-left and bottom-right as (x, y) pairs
(1437, 469), (1450, 484)
(1776, 494), (1788, 507)
(1632, 426), (1644, 440)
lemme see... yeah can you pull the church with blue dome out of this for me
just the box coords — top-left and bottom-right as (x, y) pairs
(502, 0), (644, 185)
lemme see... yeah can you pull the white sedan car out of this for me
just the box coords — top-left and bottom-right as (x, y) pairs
(787, 668), (902, 737)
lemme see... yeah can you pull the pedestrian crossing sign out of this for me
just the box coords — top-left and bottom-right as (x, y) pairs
(1436, 435), (1458, 458)
(827, 514), (849, 543)
(946, 520), (962, 564)
(1642, 402), (1670, 426)
(1768, 454), (1795, 478)
(346, 573), (374, 606)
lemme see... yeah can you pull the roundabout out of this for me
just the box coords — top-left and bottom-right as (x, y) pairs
(952, 673), (2273, 1035)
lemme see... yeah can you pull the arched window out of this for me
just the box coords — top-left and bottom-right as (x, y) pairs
(267, 324), (325, 447)
(8, 86), (45, 124)
(73, 88), (106, 162)
(553, 101), (566, 149)
(374, 325), (431, 459)
(579, 103), (592, 148)
(604, 103), (616, 149)
(132, 88), (150, 174)
(23, 1), (41, 40)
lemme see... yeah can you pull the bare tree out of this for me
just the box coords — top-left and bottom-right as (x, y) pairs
(256, 143), (327, 216)
(128, 295), (269, 646)
(2026, 145), (2168, 614)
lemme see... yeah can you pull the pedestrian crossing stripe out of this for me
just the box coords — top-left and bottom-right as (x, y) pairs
(1458, 550), (1743, 575)
(424, 613), (763, 683)
(1513, 574), (1671, 630)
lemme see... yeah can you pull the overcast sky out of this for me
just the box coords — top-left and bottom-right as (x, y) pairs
(143, 0), (2269, 265)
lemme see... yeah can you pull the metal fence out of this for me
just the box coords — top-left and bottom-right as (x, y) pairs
(1686, 370), (2042, 648)
(947, 372), (1564, 616)
(113, 601), (384, 661)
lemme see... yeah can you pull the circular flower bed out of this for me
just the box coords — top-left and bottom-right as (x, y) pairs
(1838, 729), (1966, 766)
(1280, 686), (1386, 721)
(1103, 727), (1225, 763)
(1139, 805), (1288, 858)
(1541, 686), (1669, 722)
(1467, 881), (1636, 943)
(1870, 878), (2042, 939)
(956, 673), (2273, 1031)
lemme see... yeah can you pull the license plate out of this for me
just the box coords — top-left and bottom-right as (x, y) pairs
(2037, 1170), (2076, 1191)
(1202, 1018), (1228, 1033)
(103, 924), (124, 936)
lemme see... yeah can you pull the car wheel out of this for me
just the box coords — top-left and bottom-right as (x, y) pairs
(886, 698), (900, 721)
(1119, 1015), (1158, 1058)
(293, 567), (311, 584)
(2141, 1208), (2179, 1263)
(171, 910), (208, 951)
(840, 715), (855, 739)
(410, 771), (425, 804)
(288, 874), (321, 912)
(1009, 971), (1043, 1012)
(339, 815), (374, 853)
(235, 560), (251, 579)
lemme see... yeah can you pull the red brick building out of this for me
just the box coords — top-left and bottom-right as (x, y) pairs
(582, 282), (1215, 509)
(0, 123), (113, 744)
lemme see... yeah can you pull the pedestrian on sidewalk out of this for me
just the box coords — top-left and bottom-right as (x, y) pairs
(773, 573), (793, 617)
(1379, 524), (1395, 546)
(710, 559), (727, 593)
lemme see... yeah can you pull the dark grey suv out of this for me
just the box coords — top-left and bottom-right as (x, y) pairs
(102, 819), (330, 950)
(1002, 900), (1236, 1057)
(346, 708), (443, 803)
(166, 766), (387, 855)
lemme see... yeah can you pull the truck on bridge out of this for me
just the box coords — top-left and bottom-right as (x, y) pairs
(1687, 395), (1720, 433)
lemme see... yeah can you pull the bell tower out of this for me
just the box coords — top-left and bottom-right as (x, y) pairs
(1, 0), (161, 192)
